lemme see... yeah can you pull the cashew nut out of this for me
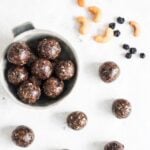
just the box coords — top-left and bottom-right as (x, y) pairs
(76, 16), (89, 35)
(77, 0), (85, 7)
(129, 21), (141, 37)
(88, 6), (102, 23)
(94, 27), (113, 43)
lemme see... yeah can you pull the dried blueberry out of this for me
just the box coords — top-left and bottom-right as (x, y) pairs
(140, 53), (146, 58)
(114, 30), (121, 37)
(125, 53), (132, 59)
(122, 44), (130, 50)
(109, 23), (116, 30)
(130, 48), (137, 54)
(117, 17), (125, 24)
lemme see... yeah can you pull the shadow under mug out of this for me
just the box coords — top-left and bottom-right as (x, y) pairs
(1, 22), (78, 109)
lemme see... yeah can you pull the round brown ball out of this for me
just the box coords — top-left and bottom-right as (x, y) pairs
(18, 81), (41, 104)
(7, 66), (28, 85)
(31, 59), (53, 80)
(99, 61), (120, 83)
(29, 76), (41, 86)
(7, 42), (31, 66)
(38, 39), (61, 60)
(43, 77), (64, 98)
(12, 125), (34, 147)
(27, 52), (38, 66)
(112, 99), (132, 119)
(55, 60), (75, 80)
(104, 141), (124, 150)
(67, 111), (87, 130)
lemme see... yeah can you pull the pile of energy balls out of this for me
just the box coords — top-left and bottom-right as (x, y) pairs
(6, 42), (132, 150)
(7, 39), (76, 104)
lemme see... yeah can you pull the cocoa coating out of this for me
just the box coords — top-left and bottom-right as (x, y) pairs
(18, 81), (41, 104)
(99, 61), (120, 83)
(7, 42), (31, 66)
(55, 60), (75, 80)
(43, 77), (64, 98)
(104, 141), (124, 150)
(31, 59), (53, 80)
(12, 125), (34, 147)
(29, 76), (41, 86)
(67, 111), (87, 130)
(38, 39), (61, 60)
(112, 99), (132, 119)
(7, 66), (28, 85)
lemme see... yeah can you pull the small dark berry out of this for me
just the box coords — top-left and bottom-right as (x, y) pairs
(122, 44), (130, 50)
(125, 53), (132, 59)
(114, 30), (121, 37)
(130, 48), (137, 54)
(109, 23), (116, 29)
(117, 17), (125, 24)
(140, 53), (146, 58)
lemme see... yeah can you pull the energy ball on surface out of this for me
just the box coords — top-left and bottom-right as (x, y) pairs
(55, 60), (75, 80)
(38, 39), (61, 60)
(31, 59), (53, 80)
(29, 76), (41, 86)
(112, 99), (132, 119)
(67, 111), (87, 130)
(18, 81), (41, 104)
(43, 77), (64, 98)
(7, 66), (28, 85)
(12, 125), (34, 148)
(7, 42), (31, 66)
(99, 61), (120, 83)
(104, 141), (124, 150)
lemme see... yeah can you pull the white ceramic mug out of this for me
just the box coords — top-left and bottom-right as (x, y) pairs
(0, 22), (78, 109)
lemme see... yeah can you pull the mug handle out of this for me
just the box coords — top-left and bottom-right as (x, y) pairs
(13, 22), (35, 37)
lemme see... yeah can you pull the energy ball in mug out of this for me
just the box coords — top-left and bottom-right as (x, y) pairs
(99, 61), (120, 83)
(43, 77), (64, 98)
(7, 66), (28, 85)
(12, 125), (34, 147)
(31, 59), (53, 80)
(104, 141), (124, 150)
(112, 99), (132, 119)
(27, 52), (38, 66)
(67, 111), (87, 130)
(29, 76), (42, 86)
(38, 39), (61, 60)
(18, 81), (41, 104)
(55, 60), (75, 80)
(7, 42), (31, 66)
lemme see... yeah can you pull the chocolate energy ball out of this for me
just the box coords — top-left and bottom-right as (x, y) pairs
(18, 81), (41, 104)
(29, 76), (41, 86)
(104, 141), (124, 150)
(67, 111), (87, 130)
(31, 59), (53, 80)
(27, 52), (38, 66)
(43, 77), (64, 98)
(38, 39), (61, 60)
(7, 42), (31, 66)
(99, 61), (120, 83)
(7, 66), (28, 85)
(112, 99), (132, 119)
(55, 60), (75, 80)
(12, 125), (34, 147)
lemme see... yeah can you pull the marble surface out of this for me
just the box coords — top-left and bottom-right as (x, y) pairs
(0, 0), (150, 149)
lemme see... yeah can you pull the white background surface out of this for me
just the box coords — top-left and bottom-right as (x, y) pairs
(0, 0), (150, 149)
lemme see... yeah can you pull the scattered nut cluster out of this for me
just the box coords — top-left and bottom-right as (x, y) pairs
(76, 0), (147, 59)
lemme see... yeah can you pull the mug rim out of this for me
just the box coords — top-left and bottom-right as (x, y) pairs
(2, 29), (79, 110)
